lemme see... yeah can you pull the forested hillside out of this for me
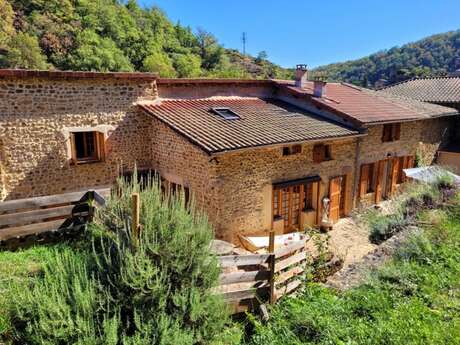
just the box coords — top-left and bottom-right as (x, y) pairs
(0, 0), (292, 79)
(314, 30), (460, 87)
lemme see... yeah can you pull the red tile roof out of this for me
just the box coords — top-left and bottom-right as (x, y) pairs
(275, 80), (457, 125)
(139, 98), (361, 154)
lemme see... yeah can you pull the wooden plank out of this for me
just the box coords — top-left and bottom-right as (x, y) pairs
(0, 191), (85, 213)
(0, 219), (69, 241)
(221, 287), (269, 302)
(276, 266), (304, 286)
(275, 251), (307, 273)
(274, 240), (306, 259)
(0, 205), (75, 227)
(219, 270), (270, 285)
(0, 187), (111, 213)
(219, 254), (271, 268)
(275, 279), (302, 298)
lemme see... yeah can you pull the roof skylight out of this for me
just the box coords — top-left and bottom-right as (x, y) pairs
(210, 107), (241, 120)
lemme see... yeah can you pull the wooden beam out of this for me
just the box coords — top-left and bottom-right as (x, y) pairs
(221, 287), (269, 302)
(218, 254), (271, 268)
(0, 205), (75, 227)
(132, 193), (140, 242)
(274, 240), (306, 259)
(275, 251), (307, 273)
(0, 219), (69, 241)
(219, 270), (270, 285)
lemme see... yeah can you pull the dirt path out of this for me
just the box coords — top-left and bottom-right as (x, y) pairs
(326, 225), (421, 290)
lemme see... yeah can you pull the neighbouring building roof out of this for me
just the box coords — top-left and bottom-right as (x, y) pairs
(139, 98), (361, 154)
(274, 80), (458, 125)
(380, 76), (460, 104)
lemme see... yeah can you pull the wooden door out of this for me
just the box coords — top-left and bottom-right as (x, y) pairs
(274, 186), (302, 232)
(329, 176), (342, 222)
(375, 160), (386, 204)
(390, 157), (400, 194)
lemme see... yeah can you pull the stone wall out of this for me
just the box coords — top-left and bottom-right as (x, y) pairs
(212, 139), (358, 242)
(148, 116), (221, 226)
(355, 117), (454, 206)
(0, 75), (157, 200)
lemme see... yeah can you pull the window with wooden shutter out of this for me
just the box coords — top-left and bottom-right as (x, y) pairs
(313, 144), (332, 163)
(70, 131), (105, 164)
(382, 123), (401, 142)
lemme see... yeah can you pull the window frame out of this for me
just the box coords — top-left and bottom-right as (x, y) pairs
(70, 130), (105, 165)
(382, 123), (401, 142)
(313, 144), (333, 163)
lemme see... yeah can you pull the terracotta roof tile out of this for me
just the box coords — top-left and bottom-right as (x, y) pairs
(275, 80), (457, 124)
(139, 98), (360, 154)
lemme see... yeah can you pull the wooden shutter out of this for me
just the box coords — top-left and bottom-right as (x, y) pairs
(390, 157), (399, 194)
(70, 132), (77, 165)
(407, 155), (415, 168)
(313, 144), (325, 163)
(329, 177), (341, 222)
(393, 123), (401, 141)
(96, 132), (106, 162)
(359, 164), (370, 198)
(375, 160), (385, 204)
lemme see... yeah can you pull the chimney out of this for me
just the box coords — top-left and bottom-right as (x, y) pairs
(313, 79), (327, 98)
(295, 64), (308, 88)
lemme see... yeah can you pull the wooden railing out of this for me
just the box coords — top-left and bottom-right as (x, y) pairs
(0, 188), (110, 248)
(216, 235), (308, 313)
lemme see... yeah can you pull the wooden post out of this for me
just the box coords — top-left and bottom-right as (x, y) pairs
(132, 193), (140, 242)
(268, 230), (276, 304)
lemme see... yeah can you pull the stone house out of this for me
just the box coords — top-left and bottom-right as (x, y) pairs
(381, 76), (460, 172)
(0, 68), (457, 243)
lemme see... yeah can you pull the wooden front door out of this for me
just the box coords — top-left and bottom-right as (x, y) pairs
(274, 186), (302, 232)
(329, 176), (345, 222)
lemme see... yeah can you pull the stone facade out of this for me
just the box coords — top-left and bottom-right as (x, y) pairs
(0, 75), (157, 200)
(0, 73), (456, 244)
(211, 139), (357, 242)
(355, 118), (454, 207)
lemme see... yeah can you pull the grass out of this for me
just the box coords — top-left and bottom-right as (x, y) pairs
(0, 244), (71, 342)
(245, 193), (460, 344)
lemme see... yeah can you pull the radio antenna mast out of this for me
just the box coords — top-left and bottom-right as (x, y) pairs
(242, 32), (247, 55)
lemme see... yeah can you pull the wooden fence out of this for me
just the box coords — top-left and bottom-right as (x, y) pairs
(1, 189), (309, 310)
(217, 234), (308, 313)
(0, 188), (109, 249)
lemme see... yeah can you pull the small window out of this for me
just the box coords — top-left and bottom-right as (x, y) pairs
(70, 131), (105, 164)
(382, 123), (401, 142)
(282, 145), (302, 156)
(211, 107), (240, 120)
(304, 183), (314, 210)
(313, 144), (332, 163)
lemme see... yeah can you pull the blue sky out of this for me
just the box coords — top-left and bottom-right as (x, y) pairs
(142, 0), (460, 68)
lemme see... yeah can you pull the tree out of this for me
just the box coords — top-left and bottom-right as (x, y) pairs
(255, 51), (268, 64)
(0, 0), (14, 49)
(1, 33), (49, 69)
(195, 28), (224, 70)
(142, 49), (177, 77)
(173, 53), (202, 77)
(68, 29), (133, 72)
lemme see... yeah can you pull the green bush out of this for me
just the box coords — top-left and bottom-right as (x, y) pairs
(8, 175), (238, 344)
(245, 199), (460, 345)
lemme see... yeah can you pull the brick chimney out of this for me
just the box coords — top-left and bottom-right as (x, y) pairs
(313, 79), (327, 98)
(295, 64), (308, 88)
